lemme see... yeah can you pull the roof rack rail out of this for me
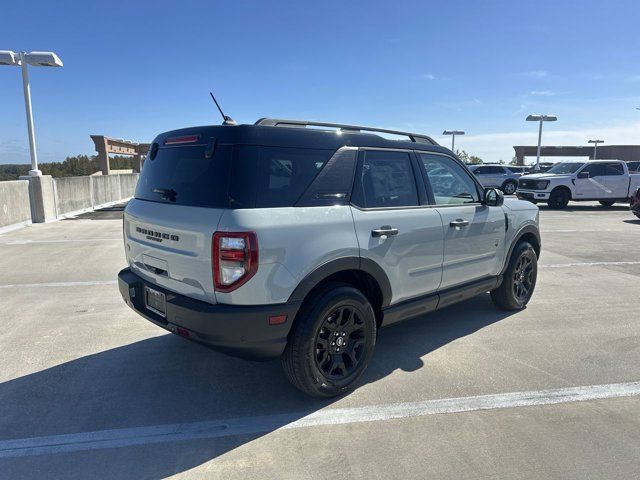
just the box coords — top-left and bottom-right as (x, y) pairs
(254, 118), (437, 145)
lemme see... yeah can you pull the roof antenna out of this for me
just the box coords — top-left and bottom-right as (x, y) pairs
(209, 92), (237, 125)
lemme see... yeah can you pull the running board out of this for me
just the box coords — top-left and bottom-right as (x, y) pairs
(381, 276), (502, 327)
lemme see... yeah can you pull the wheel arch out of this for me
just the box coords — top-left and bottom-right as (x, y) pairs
(287, 257), (392, 327)
(550, 184), (572, 199)
(501, 225), (541, 275)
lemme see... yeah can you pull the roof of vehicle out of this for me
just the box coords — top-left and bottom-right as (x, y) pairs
(151, 119), (454, 155)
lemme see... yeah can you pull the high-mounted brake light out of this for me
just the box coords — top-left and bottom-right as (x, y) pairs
(213, 232), (258, 292)
(164, 135), (200, 145)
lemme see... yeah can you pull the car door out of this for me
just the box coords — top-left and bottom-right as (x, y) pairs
(601, 162), (627, 198)
(350, 149), (444, 305)
(574, 163), (606, 198)
(416, 152), (506, 290)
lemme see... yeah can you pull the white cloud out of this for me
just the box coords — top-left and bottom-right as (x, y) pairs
(523, 70), (548, 79)
(529, 90), (558, 97)
(419, 73), (436, 80)
(439, 122), (640, 163)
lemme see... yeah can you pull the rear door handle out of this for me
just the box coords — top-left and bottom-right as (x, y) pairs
(449, 219), (470, 228)
(371, 226), (399, 238)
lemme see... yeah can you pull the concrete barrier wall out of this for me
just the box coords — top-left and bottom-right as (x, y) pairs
(53, 173), (139, 216)
(55, 176), (92, 215)
(0, 180), (31, 228)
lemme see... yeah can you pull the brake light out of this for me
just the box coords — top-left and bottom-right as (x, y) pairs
(213, 232), (258, 292)
(164, 135), (200, 145)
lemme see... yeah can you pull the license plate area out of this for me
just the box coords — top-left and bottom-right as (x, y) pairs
(145, 286), (166, 318)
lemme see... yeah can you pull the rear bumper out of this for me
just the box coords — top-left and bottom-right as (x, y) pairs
(118, 268), (300, 360)
(517, 190), (550, 201)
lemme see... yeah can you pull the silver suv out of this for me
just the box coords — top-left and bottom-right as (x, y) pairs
(468, 164), (527, 195)
(118, 118), (541, 397)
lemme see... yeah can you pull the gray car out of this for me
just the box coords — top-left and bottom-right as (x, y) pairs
(468, 164), (525, 195)
(118, 118), (541, 397)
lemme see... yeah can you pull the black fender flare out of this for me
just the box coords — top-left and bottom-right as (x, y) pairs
(501, 224), (541, 275)
(287, 257), (393, 308)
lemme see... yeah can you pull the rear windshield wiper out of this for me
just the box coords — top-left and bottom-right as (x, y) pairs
(152, 188), (178, 202)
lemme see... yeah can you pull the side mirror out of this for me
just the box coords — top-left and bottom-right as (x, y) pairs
(484, 188), (504, 207)
(577, 171), (590, 179)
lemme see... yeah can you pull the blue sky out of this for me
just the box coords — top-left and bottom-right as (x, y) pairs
(2, 0), (640, 165)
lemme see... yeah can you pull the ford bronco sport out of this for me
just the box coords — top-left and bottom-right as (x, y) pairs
(118, 118), (541, 398)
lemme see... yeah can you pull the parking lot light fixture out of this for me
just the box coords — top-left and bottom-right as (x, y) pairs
(0, 50), (63, 176)
(588, 139), (604, 159)
(442, 130), (465, 151)
(526, 114), (557, 171)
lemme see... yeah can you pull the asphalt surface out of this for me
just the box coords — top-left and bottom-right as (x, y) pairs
(1, 201), (639, 479)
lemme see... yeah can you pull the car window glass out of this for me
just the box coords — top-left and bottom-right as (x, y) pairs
(353, 150), (419, 208)
(418, 153), (479, 205)
(582, 163), (605, 177)
(603, 163), (623, 175)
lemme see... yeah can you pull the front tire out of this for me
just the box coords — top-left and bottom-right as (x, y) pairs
(281, 283), (377, 398)
(501, 180), (517, 195)
(491, 241), (538, 310)
(548, 188), (570, 209)
(599, 200), (615, 207)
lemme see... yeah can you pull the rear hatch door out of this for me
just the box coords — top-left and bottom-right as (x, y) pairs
(124, 133), (233, 304)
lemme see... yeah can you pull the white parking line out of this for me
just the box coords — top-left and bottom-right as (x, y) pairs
(0, 280), (117, 289)
(1, 381), (638, 458)
(541, 261), (640, 268)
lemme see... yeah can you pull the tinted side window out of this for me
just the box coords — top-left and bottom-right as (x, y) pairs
(603, 163), (623, 175)
(352, 150), (419, 208)
(486, 166), (505, 174)
(419, 153), (480, 205)
(582, 163), (605, 177)
(254, 147), (332, 208)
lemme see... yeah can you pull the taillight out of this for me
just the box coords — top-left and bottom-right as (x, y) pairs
(212, 232), (258, 292)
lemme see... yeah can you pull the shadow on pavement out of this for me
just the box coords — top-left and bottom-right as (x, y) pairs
(0, 294), (515, 479)
(63, 203), (127, 221)
(537, 203), (629, 212)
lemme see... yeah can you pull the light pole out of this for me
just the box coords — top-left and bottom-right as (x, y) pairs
(588, 139), (604, 159)
(442, 130), (465, 152)
(0, 50), (63, 176)
(526, 114), (557, 171)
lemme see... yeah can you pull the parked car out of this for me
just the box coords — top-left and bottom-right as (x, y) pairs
(517, 159), (640, 209)
(468, 164), (523, 195)
(631, 187), (640, 219)
(118, 118), (541, 397)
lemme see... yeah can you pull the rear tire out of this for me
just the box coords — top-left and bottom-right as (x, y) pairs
(491, 241), (538, 310)
(599, 200), (615, 207)
(281, 283), (377, 398)
(501, 180), (517, 195)
(548, 188), (570, 209)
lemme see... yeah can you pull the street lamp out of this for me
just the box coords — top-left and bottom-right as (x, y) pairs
(0, 50), (63, 176)
(442, 130), (465, 151)
(526, 114), (557, 171)
(588, 139), (604, 159)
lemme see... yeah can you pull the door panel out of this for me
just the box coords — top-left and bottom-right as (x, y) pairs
(417, 152), (505, 289)
(602, 162), (627, 198)
(436, 205), (506, 288)
(351, 208), (444, 304)
(575, 163), (607, 198)
(350, 149), (444, 305)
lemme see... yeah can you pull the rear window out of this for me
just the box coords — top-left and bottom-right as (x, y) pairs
(135, 144), (232, 208)
(136, 143), (333, 208)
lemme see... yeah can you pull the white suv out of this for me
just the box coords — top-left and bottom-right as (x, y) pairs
(468, 164), (525, 195)
(118, 118), (541, 397)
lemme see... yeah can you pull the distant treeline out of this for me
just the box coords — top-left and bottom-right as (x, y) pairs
(0, 155), (137, 181)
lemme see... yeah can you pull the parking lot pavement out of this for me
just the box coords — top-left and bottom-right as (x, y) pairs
(1, 201), (639, 479)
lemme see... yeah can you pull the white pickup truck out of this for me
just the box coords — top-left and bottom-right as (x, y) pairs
(516, 159), (640, 209)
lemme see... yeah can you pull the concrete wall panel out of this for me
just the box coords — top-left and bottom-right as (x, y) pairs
(0, 180), (31, 228)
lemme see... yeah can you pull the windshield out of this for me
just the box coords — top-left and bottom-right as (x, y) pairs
(547, 162), (585, 174)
